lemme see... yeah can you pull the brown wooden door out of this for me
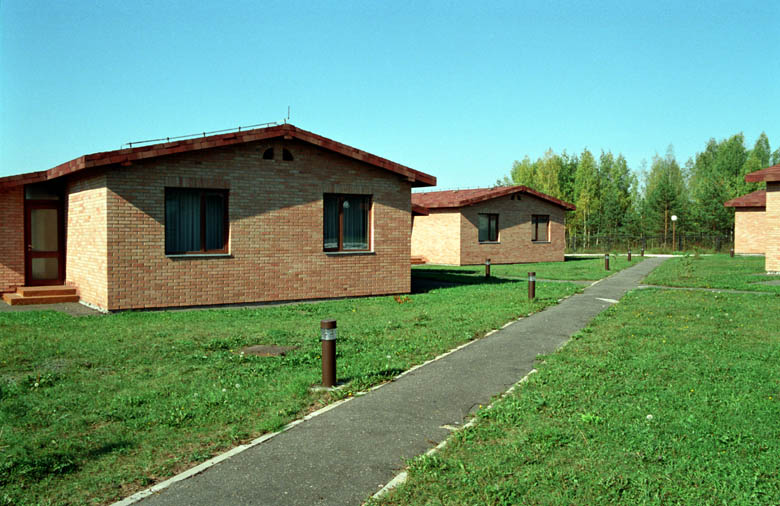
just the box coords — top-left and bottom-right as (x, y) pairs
(25, 201), (65, 286)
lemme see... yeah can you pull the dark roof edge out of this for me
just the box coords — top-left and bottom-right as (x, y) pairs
(723, 189), (766, 208)
(745, 163), (780, 183)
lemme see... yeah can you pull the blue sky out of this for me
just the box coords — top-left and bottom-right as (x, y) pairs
(2, 0), (778, 188)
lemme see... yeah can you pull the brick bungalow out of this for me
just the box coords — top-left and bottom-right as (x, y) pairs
(411, 186), (575, 265)
(0, 123), (436, 310)
(724, 189), (766, 254)
(744, 164), (780, 272)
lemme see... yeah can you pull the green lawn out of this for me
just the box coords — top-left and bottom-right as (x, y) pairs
(413, 255), (642, 284)
(373, 288), (780, 505)
(0, 280), (579, 505)
(643, 254), (780, 293)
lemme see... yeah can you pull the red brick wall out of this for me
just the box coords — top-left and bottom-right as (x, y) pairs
(766, 183), (780, 272)
(733, 207), (765, 254)
(0, 187), (24, 294)
(101, 139), (412, 310)
(459, 194), (566, 265)
(66, 174), (109, 309)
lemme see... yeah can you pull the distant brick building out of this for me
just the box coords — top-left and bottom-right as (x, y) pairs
(0, 124), (436, 309)
(744, 165), (780, 272)
(411, 186), (574, 265)
(724, 189), (766, 254)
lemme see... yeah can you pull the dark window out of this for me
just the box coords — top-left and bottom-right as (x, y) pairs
(532, 215), (550, 242)
(165, 188), (228, 254)
(478, 214), (499, 242)
(282, 148), (294, 161)
(323, 194), (371, 251)
(263, 148), (274, 160)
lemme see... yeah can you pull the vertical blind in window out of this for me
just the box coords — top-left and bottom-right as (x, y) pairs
(323, 196), (340, 250)
(342, 196), (368, 250)
(532, 215), (549, 241)
(204, 192), (226, 251)
(323, 194), (371, 251)
(478, 214), (499, 242)
(166, 189), (202, 253)
(165, 188), (227, 254)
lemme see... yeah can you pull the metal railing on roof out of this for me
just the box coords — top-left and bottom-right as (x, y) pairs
(412, 185), (502, 193)
(121, 121), (281, 149)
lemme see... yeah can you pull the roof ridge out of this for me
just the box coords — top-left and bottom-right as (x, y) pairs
(0, 124), (436, 190)
(412, 185), (574, 211)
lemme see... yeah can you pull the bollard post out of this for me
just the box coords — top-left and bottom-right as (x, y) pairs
(320, 319), (337, 387)
(730, 248), (734, 258)
(628, 249), (632, 262)
(641, 247), (645, 257)
(528, 272), (536, 300)
(605, 253), (610, 271)
(485, 258), (491, 278)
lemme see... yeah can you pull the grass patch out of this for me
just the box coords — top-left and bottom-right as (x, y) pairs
(0, 280), (579, 505)
(644, 254), (780, 293)
(373, 289), (780, 505)
(414, 255), (642, 284)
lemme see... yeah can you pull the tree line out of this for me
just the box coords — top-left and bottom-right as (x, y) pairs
(498, 132), (779, 244)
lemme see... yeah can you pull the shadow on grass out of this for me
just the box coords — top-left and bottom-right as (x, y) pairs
(6, 439), (134, 483)
(411, 270), (520, 293)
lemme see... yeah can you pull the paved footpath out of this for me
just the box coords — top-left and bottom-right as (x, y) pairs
(135, 257), (666, 506)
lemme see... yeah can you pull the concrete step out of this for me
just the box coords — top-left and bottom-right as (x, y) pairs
(411, 256), (427, 265)
(17, 285), (77, 297)
(3, 293), (80, 305)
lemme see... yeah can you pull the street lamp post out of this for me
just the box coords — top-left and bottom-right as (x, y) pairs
(671, 215), (678, 252)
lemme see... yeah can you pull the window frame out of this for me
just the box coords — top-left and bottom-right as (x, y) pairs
(323, 193), (372, 252)
(478, 213), (500, 243)
(531, 214), (550, 242)
(164, 187), (229, 255)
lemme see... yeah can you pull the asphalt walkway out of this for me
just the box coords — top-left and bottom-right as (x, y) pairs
(133, 257), (667, 506)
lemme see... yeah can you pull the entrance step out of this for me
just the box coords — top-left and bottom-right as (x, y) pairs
(17, 285), (77, 297)
(2, 285), (79, 306)
(411, 256), (428, 265)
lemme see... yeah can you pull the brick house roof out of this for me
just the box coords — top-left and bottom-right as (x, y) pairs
(723, 189), (766, 208)
(412, 185), (575, 211)
(411, 203), (430, 215)
(745, 163), (780, 183)
(0, 123), (436, 190)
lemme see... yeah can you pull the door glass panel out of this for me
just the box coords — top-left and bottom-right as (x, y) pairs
(25, 185), (61, 200)
(31, 258), (59, 280)
(31, 209), (59, 252)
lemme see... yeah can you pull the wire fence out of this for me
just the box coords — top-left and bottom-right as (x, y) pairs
(566, 232), (733, 253)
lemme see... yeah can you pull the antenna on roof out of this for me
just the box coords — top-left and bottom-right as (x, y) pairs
(284, 106), (290, 124)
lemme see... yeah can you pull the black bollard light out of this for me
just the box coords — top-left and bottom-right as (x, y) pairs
(605, 253), (610, 271)
(320, 319), (337, 387)
(528, 272), (536, 300)
(628, 249), (632, 262)
(641, 247), (645, 257)
(730, 248), (734, 258)
(485, 258), (491, 277)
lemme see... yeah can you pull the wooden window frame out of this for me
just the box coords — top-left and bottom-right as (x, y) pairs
(532, 214), (550, 242)
(323, 193), (372, 252)
(478, 213), (499, 243)
(165, 188), (229, 255)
